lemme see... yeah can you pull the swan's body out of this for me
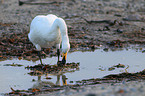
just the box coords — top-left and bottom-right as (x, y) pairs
(28, 14), (70, 64)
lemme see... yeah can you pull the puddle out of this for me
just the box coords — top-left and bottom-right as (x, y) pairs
(0, 49), (145, 94)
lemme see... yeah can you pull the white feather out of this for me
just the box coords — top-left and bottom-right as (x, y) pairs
(28, 14), (70, 53)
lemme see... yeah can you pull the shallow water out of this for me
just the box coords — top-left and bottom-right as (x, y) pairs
(0, 49), (145, 94)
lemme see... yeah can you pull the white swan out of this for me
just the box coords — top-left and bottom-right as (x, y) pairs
(28, 14), (70, 65)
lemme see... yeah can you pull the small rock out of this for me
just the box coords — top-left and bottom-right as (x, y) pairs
(103, 26), (110, 31)
(45, 77), (52, 79)
(101, 86), (105, 90)
(142, 50), (145, 53)
(130, 88), (137, 92)
(123, 14), (142, 21)
(114, 14), (122, 17)
(118, 21), (124, 26)
(141, 28), (145, 30)
(108, 67), (115, 71)
(116, 29), (123, 33)
(103, 48), (109, 52)
(69, 81), (74, 83)
(98, 28), (102, 31)
(114, 63), (125, 68)
(117, 89), (125, 93)
(86, 93), (96, 96)
(32, 79), (36, 82)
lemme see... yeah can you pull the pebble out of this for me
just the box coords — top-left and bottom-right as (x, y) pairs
(86, 93), (96, 96)
(101, 86), (105, 90)
(130, 88), (137, 92)
(116, 28), (123, 33)
(123, 14), (142, 21)
(103, 48), (109, 52)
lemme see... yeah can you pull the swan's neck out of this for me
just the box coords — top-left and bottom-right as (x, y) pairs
(51, 18), (70, 52)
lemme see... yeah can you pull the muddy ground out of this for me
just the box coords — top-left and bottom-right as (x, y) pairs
(0, 0), (144, 59)
(0, 0), (145, 95)
(0, 0), (145, 49)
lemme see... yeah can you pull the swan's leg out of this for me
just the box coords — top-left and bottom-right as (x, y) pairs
(57, 49), (60, 61)
(35, 44), (43, 64)
(62, 75), (67, 86)
(38, 51), (43, 64)
(56, 44), (60, 62)
(56, 75), (60, 86)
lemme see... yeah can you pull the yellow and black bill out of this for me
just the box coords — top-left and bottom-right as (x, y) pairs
(62, 53), (67, 64)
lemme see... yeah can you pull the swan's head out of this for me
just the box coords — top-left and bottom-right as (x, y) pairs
(61, 42), (70, 64)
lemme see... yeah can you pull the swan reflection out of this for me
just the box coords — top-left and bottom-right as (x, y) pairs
(32, 74), (68, 89)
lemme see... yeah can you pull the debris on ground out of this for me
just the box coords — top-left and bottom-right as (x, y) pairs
(26, 62), (80, 75)
(114, 63), (125, 68)
(3, 63), (23, 67)
(108, 63), (126, 71)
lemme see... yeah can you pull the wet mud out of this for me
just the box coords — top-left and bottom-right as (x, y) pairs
(0, 0), (145, 52)
(6, 69), (145, 96)
(0, 0), (145, 59)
